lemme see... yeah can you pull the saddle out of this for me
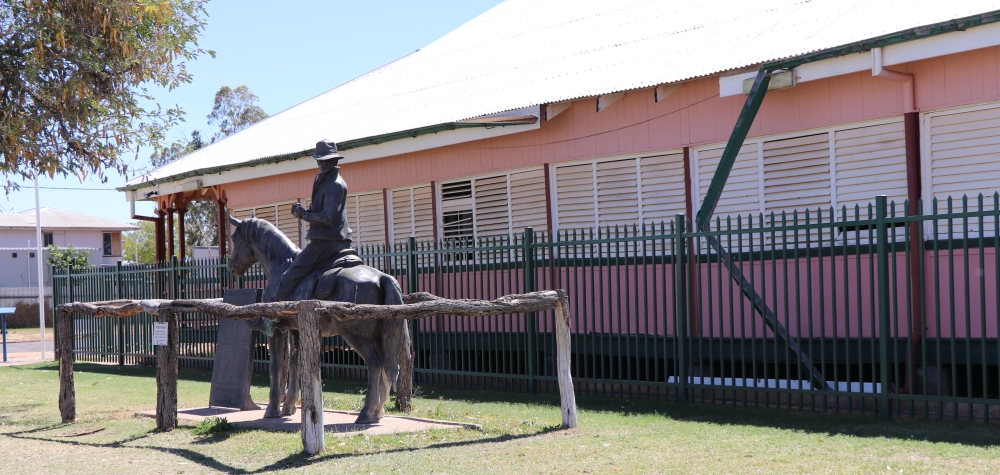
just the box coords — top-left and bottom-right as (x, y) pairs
(319, 248), (365, 273)
(311, 248), (367, 299)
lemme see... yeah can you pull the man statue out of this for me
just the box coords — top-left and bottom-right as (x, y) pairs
(273, 139), (354, 302)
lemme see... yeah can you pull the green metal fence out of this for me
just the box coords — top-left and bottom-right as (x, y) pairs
(53, 194), (1000, 421)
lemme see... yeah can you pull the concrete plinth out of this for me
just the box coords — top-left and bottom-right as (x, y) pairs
(136, 406), (478, 436)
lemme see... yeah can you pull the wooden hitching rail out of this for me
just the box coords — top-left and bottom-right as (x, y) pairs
(56, 290), (577, 455)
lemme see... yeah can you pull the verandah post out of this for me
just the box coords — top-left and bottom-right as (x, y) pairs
(674, 214), (688, 403)
(170, 255), (179, 300)
(524, 227), (538, 395)
(875, 195), (893, 420)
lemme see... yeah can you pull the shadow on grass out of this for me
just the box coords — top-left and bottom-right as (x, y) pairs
(25, 362), (1000, 449)
(2, 419), (561, 474)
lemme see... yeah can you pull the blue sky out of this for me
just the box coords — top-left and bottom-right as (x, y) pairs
(2, 0), (503, 222)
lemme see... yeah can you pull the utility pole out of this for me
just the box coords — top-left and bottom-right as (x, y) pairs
(33, 172), (45, 360)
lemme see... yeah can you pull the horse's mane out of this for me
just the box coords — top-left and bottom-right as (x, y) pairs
(243, 218), (300, 260)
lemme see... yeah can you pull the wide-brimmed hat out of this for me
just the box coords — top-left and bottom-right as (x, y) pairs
(312, 139), (343, 161)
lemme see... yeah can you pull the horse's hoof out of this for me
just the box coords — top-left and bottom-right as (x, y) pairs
(263, 408), (281, 418)
(280, 406), (296, 417)
(354, 415), (376, 425)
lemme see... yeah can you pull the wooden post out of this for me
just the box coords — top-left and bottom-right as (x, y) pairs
(155, 309), (178, 431)
(58, 310), (75, 424)
(554, 290), (577, 428)
(298, 301), (324, 455)
(395, 331), (413, 413)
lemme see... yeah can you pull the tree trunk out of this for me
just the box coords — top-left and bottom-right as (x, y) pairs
(58, 310), (75, 424)
(155, 309), (178, 431)
(394, 324), (413, 413)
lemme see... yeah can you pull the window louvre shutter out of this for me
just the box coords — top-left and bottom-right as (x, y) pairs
(697, 143), (760, 222)
(253, 205), (277, 226)
(391, 189), (413, 243)
(929, 105), (1000, 237)
(356, 193), (386, 246)
(595, 158), (639, 228)
(510, 168), (548, 232)
(555, 163), (596, 231)
(412, 185), (434, 241)
(835, 121), (907, 212)
(276, 203), (301, 248)
(763, 133), (832, 216)
(474, 176), (510, 237)
(231, 208), (254, 221)
(441, 181), (473, 247)
(640, 153), (685, 224)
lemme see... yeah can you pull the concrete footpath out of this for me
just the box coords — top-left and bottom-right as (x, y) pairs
(137, 406), (479, 436)
(0, 340), (54, 366)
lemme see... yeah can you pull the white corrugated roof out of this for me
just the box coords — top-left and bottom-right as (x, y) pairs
(0, 208), (138, 231)
(130, 0), (1000, 187)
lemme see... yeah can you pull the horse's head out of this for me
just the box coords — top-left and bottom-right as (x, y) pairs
(227, 215), (257, 277)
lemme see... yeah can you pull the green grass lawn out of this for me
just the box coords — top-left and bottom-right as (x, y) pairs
(2, 363), (999, 474)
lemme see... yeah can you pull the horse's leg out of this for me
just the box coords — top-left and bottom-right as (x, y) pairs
(375, 369), (391, 420)
(264, 328), (288, 418)
(339, 331), (384, 424)
(281, 330), (300, 416)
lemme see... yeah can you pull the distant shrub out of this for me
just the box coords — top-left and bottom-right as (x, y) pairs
(5, 302), (52, 328)
(47, 244), (92, 271)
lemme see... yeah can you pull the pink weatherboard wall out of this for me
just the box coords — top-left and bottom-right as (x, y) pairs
(224, 45), (1000, 208)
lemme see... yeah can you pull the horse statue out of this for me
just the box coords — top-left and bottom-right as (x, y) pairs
(226, 215), (409, 424)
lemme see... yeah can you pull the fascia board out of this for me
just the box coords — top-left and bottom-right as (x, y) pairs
(883, 20), (1000, 66)
(795, 53), (870, 83)
(719, 72), (757, 97)
(130, 120), (539, 198)
(340, 119), (538, 163)
(795, 21), (1000, 84)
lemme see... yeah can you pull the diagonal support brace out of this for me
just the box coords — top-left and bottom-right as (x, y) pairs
(706, 236), (832, 391)
(697, 67), (832, 392)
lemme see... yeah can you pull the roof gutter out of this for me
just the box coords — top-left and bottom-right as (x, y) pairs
(698, 9), (1000, 230)
(119, 118), (537, 192)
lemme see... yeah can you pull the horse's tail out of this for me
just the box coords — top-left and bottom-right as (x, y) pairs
(380, 274), (409, 392)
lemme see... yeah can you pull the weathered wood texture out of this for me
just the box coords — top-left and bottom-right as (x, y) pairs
(155, 309), (178, 431)
(57, 289), (580, 445)
(554, 292), (578, 428)
(297, 302), (325, 455)
(56, 291), (562, 322)
(58, 310), (75, 424)
(394, 329), (413, 413)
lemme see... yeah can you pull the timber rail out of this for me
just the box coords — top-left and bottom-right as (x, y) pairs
(55, 290), (577, 455)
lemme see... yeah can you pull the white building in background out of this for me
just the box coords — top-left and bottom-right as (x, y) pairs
(0, 208), (137, 307)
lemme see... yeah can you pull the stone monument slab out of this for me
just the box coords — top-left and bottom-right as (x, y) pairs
(209, 288), (261, 410)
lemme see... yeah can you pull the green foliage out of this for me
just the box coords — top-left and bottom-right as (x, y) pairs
(0, 0), (212, 190)
(46, 244), (91, 270)
(191, 416), (234, 436)
(120, 221), (156, 264)
(149, 85), (267, 258)
(207, 85), (268, 142)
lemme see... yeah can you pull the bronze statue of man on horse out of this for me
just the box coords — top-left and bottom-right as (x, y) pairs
(227, 139), (409, 424)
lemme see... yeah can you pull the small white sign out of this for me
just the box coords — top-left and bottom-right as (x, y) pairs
(152, 322), (169, 346)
